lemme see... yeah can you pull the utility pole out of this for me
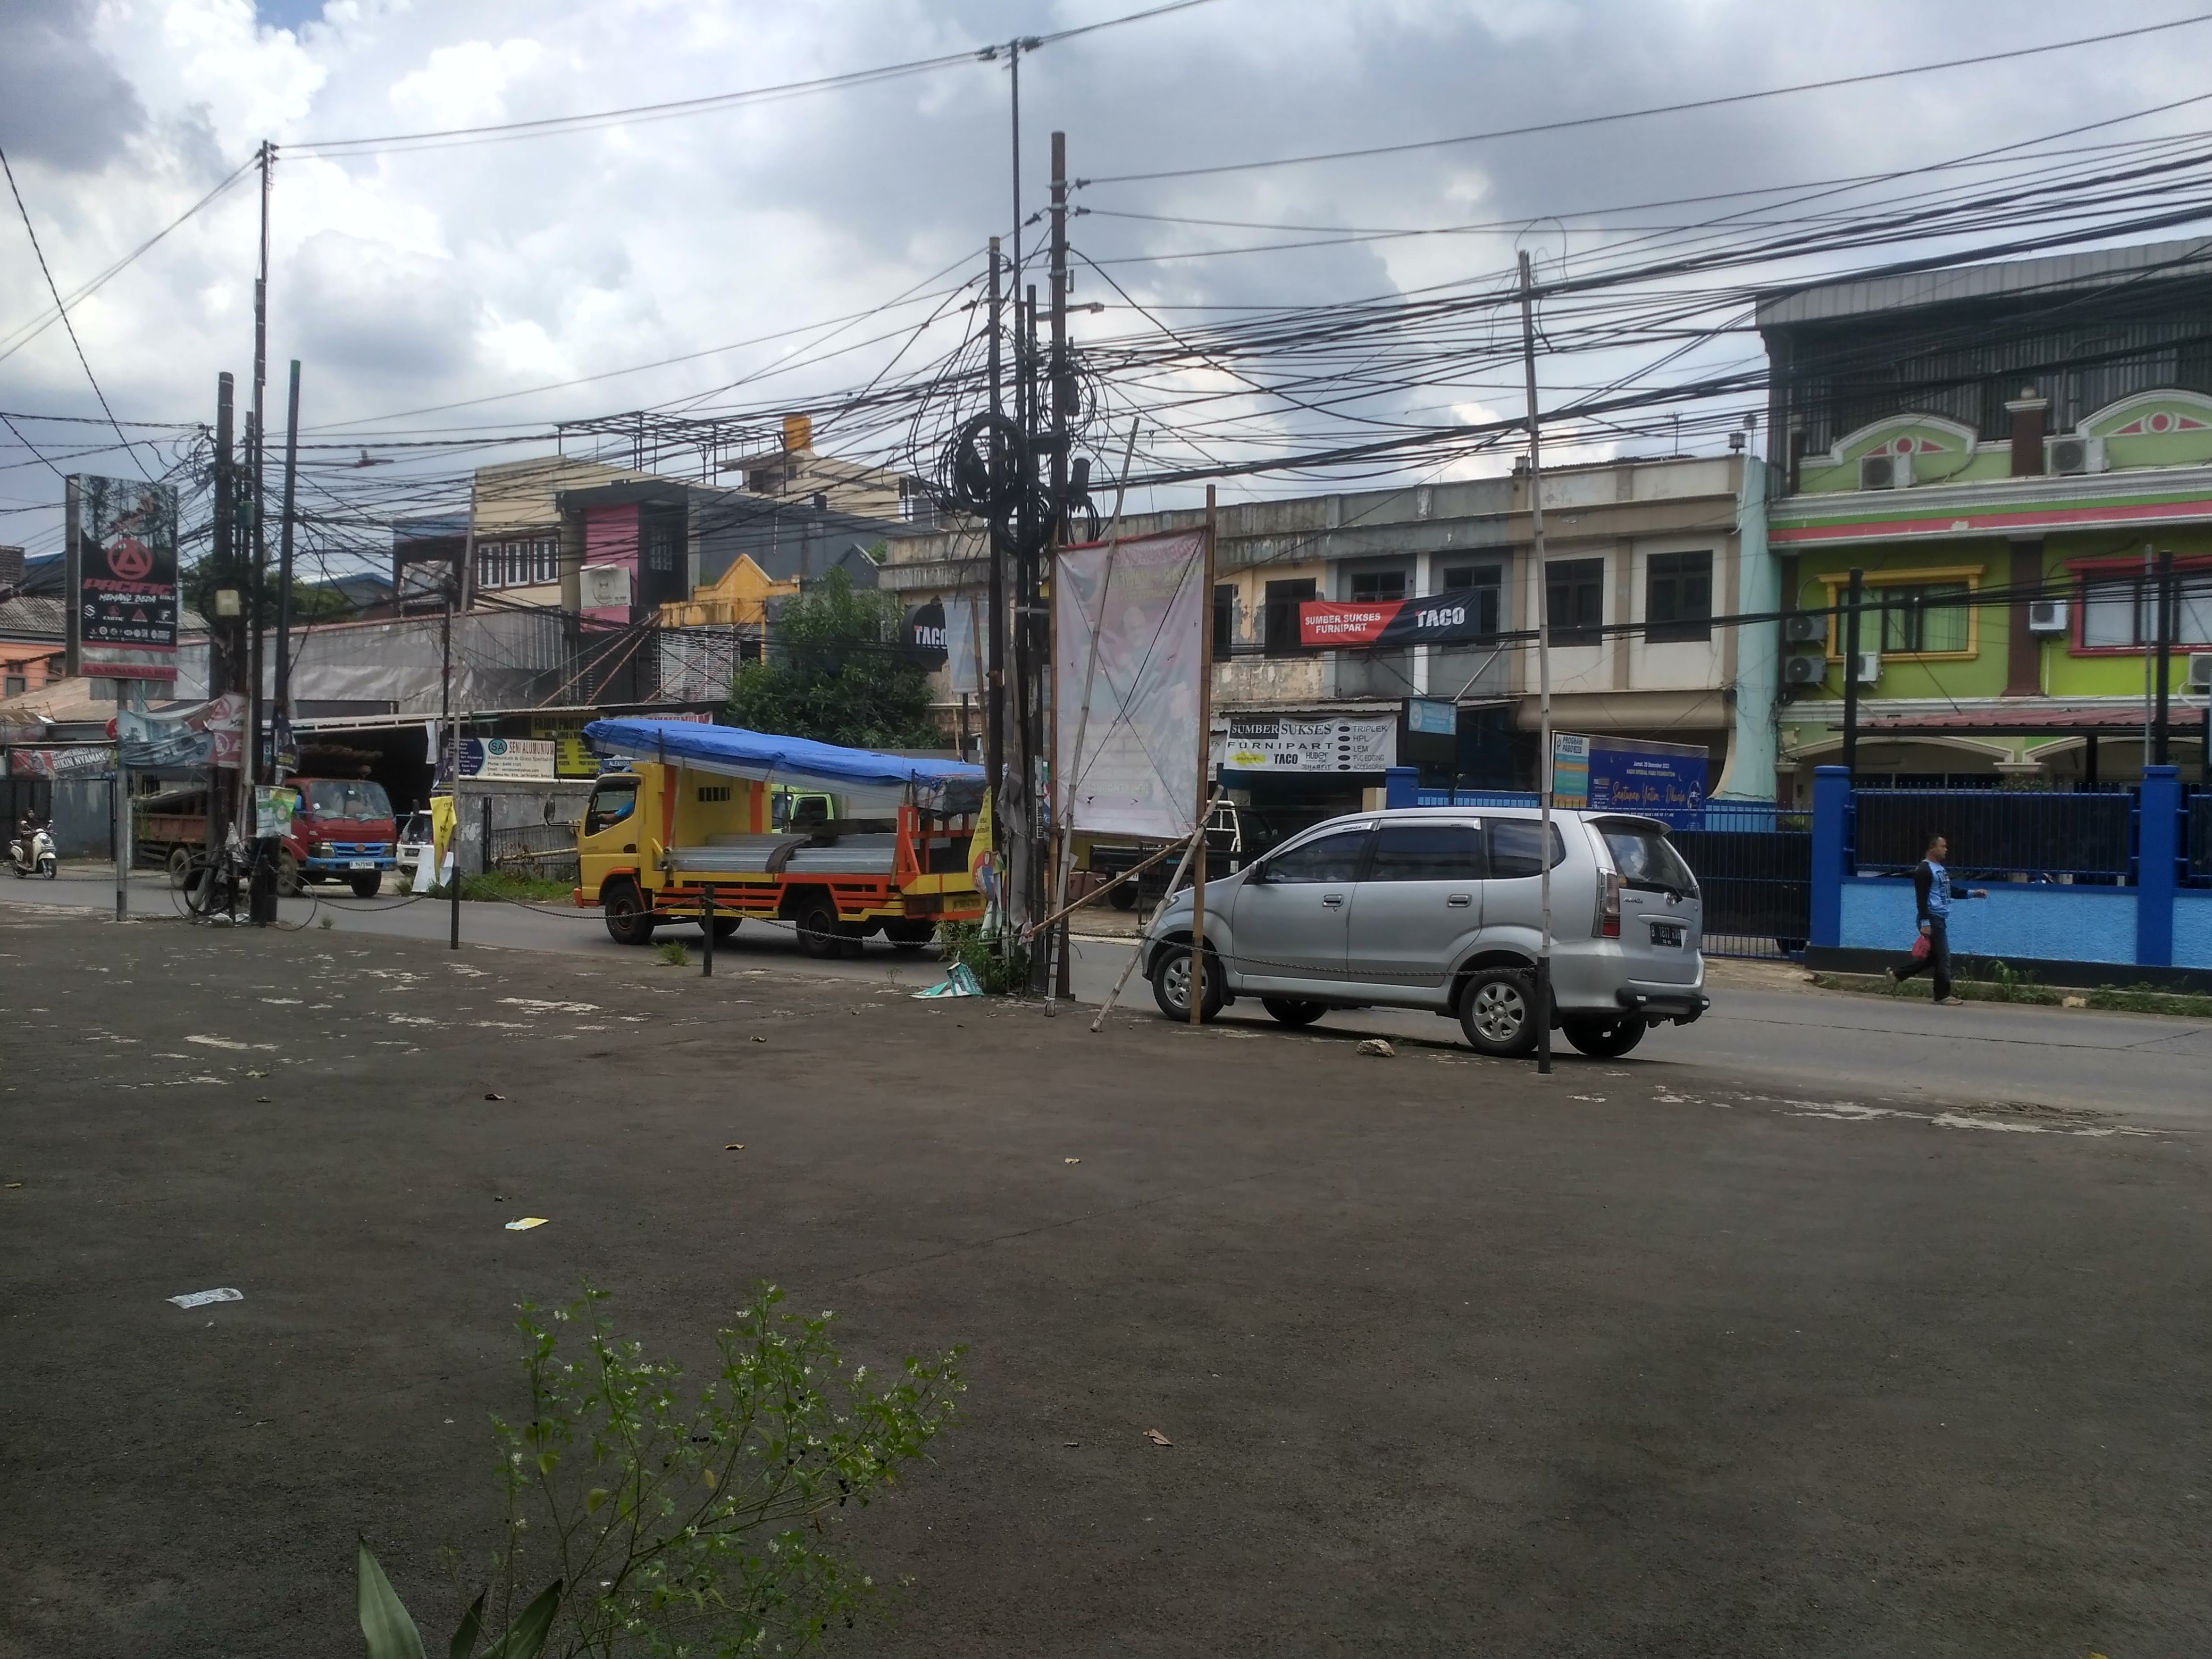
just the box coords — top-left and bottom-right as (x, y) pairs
(443, 586), (460, 950)
(206, 372), (237, 908)
(2154, 548), (2175, 767)
(275, 359), (300, 739)
(1037, 131), (1073, 995)
(986, 237), (1006, 874)
(1188, 485), (1217, 1026)
(247, 140), (276, 924)
(1518, 252), (1554, 1076)
(1841, 568), (1865, 781)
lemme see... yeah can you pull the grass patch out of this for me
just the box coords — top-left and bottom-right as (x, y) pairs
(935, 919), (1029, 994)
(1815, 970), (2212, 1017)
(656, 939), (690, 967)
(457, 869), (575, 903)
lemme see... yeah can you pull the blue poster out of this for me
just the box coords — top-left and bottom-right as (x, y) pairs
(1553, 732), (1706, 826)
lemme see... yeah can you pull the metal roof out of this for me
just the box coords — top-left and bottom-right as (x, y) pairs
(1757, 237), (2212, 330)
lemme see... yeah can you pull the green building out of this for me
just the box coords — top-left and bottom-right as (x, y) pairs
(1759, 240), (2212, 800)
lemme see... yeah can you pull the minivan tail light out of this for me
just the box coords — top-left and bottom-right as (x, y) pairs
(1596, 869), (1621, 939)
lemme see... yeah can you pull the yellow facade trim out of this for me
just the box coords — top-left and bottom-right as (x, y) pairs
(1819, 564), (1985, 661)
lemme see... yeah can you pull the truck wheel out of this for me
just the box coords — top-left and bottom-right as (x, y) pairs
(706, 916), (741, 942)
(349, 870), (383, 900)
(1109, 883), (1137, 911)
(603, 881), (657, 946)
(166, 845), (196, 890)
(884, 920), (934, 952)
(1562, 1017), (1646, 1059)
(1457, 967), (1539, 1058)
(1150, 943), (1225, 1024)
(794, 893), (842, 959)
(276, 850), (305, 898)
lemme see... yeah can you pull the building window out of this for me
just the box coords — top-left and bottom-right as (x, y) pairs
(2080, 568), (2212, 648)
(1264, 578), (1317, 656)
(1348, 569), (1407, 603)
(1645, 551), (1713, 643)
(1213, 584), (1234, 656)
(646, 521), (678, 574)
(1545, 557), (1605, 646)
(3, 674), (23, 697)
(535, 539), (558, 583)
(1880, 582), (1972, 655)
(1438, 564), (1502, 637)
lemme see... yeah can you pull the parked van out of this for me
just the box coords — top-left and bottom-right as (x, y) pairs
(1143, 806), (1707, 1059)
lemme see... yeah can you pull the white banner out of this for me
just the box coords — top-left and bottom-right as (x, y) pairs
(1053, 529), (1208, 840)
(1218, 714), (1396, 774)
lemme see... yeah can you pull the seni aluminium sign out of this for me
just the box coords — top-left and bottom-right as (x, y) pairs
(66, 475), (180, 682)
(1551, 732), (1707, 826)
(1220, 714), (1396, 774)
(459, 737), (557, 781)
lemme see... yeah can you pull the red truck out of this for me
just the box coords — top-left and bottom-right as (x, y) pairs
(135, 777), (399, 898)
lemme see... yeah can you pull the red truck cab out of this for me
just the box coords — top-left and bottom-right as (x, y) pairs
(282, 777), (398, 898)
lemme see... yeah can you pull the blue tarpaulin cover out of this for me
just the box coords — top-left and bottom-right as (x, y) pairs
(583, 718), (983, 803)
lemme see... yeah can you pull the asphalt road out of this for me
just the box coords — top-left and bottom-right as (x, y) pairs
(19, 867), (2212, 1122)
(2, 904), (2209, 1656)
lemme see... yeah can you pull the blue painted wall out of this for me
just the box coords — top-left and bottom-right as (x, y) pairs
(1839, 878), (2140, 965)
(2174, 892), (2212, 969)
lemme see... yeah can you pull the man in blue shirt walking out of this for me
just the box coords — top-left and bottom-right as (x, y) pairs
(1887, 833), (1988, 1004)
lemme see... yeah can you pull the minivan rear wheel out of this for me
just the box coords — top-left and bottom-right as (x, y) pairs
(1562, 1016), (1646, 1059)
(1457, 967), (1539, 1058)
(1260, 996), (1326, 1028)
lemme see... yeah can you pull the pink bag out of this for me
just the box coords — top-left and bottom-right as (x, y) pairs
(1910, 933), (1930, 961)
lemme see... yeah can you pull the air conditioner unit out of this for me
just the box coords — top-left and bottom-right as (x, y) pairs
(1853, 651), (1882, 685)
(579, 564), (632, 609)
(1859, 451), (1913, 490)
(2026, 599), (2069, 634)
(2047, 435), (2106, 476)
(2190, 652), (2212, 691)
(1783, 613), (1826, 644)
(1782, 653), (1826, 685)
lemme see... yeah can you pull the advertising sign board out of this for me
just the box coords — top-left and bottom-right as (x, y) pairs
(66, 475), (180, 682)
(459, 737), (557, 781)
(1219, 714), (1396, 774)
(1550, 732), (1707, 826)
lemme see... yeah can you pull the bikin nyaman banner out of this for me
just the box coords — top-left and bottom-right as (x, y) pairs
(1300, 594), (1496, 649)
(1052, 528), (1208, 841)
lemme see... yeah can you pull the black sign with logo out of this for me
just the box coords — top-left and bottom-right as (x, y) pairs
(906, 599), (949, 668)
(68, 475), (180, 652)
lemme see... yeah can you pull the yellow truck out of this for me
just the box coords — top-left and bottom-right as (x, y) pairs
(574, 718), (987, 957)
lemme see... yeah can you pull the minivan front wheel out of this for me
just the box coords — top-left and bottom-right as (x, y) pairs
(1562, 1016), (1646, 1059)
(1151, 943), (1225, 1024)
(1458, 967), (1539, 1058)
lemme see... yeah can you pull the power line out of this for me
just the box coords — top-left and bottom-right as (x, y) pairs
(1077, 13), (2212, 187)
(287, 0), (1227, 158)
(0, 145), (152, 480)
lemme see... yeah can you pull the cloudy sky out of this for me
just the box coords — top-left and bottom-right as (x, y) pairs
(4, 0), (2209, 557)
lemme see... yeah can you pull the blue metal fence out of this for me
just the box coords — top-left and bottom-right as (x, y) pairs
(2188, 793), (2211, 886)
(1853, 788), (2135, 882)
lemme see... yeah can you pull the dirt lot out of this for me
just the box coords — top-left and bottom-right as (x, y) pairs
(3, 906), (2209, 1657)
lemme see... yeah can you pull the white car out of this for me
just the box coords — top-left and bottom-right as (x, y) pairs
(395, 810), (434, 881)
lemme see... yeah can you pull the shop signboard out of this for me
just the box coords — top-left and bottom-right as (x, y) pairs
(1219, 714), (1396, 774)
(1549, 732), (1707, 826)
(459, 737), (556, 781)
(9, 745), (114, 779)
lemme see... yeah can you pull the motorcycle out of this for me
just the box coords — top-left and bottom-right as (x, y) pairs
(9, 826), (57, 879)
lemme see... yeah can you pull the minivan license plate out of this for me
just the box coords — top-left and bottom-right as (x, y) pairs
(1650, 921), (1684, 948)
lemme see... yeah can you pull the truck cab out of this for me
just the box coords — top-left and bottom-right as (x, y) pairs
(283, 777), (398, 898)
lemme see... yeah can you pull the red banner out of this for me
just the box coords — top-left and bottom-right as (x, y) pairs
(1299, 597), (1494, 648)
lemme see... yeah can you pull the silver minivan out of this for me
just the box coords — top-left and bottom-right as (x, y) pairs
(1143, 806), (1708, 1059)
